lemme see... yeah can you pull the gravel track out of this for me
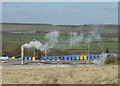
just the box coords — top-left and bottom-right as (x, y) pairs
(2, 64), (96, 69)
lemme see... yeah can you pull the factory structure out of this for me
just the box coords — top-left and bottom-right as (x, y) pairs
(1, 40), (119, 65)
(1, 51), (120, 65)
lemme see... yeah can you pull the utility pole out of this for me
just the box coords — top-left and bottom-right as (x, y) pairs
(45, 50), (47, 57)
(33, 39), (35, 57)
(34, 47), (35, 57)
(88, 44), (90, 55)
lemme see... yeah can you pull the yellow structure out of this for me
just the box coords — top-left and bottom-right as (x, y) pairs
(12, 57), (15, 59)
(114, 54), (117, 57)
(84, 56), (87, 60)
(56, 59), (60, 61)
(32, 57), (35, 61)
(80, 56), (83, 60)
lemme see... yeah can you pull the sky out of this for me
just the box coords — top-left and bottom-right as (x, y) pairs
(2, 2), (118, 25)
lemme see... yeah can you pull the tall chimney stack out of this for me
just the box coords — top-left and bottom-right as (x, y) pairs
(21, 46), (24, 65)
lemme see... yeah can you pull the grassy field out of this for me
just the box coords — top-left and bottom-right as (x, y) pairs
(2, 37), (118, 57)
(2, 64), (118, 84)
(2, 33), (118, 55)
(2, 24), (118, 56)
(2, 24), (118, 32)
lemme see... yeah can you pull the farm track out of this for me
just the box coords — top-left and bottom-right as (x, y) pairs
(2, 64), (96, 69)
(2, 60), (96, 69)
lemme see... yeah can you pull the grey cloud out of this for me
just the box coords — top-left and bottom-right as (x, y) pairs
(56, 10), (70, 15)
(68, 4), (83, 9)
(2, 2), (11, 6)
(34, 4), (49, 8)
(14, 5), (21, 8)
(103, 5), (117, 11)
(67, 4), (92, 11)
(40, 4), (49, 7)
(98, 5), (117, 11)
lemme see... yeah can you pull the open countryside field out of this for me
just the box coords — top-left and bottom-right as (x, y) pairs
(2, 24), (118, 56)
(2, 24), (118, 57)
(2, 24), (118, 32)
(2, 65), (118, 84)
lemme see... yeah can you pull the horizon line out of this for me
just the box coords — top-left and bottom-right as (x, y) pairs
(1, 22), (118, 25)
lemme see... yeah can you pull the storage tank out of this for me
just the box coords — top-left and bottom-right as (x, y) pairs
(12, 57), (15, 59)
(60, 56), (64, 60)
(109, 54), (114, 57)
(43, 57), (47, 60)
(95, 55), (98, 59)
(76, 56), (79, 60)
(32, 57), (35, 61)
(56, 56), (60, 59)
(29, 57), (32, 61)
(91, 55), (94, 59)
(64, 56), (68, 60)
(114, 54), (117, 57)
(52, 57), (55, 60)
(48, 57), (52, 60)
(117, 54), (120, 56)
(72, 56), (75, 60)
(68, 56), (72, 60)
(80, 56), (83, 60)
(84, 56), (87, 60)
(87, 55), (91, 60)
(0, 57), (9, 60)
(24, 57), (28, 61)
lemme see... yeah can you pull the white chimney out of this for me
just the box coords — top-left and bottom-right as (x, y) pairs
(21, 46), (24, 65)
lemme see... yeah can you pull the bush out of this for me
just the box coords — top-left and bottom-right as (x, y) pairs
(117, 57), (120, 64)
(105, 58), (111, 64)
(118, 57), (120, 61)
(105, 48), (109, 53)
(105, 58), (115, 64)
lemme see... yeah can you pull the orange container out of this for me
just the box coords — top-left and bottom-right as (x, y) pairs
(32, 57), (35, 61)
(12, 57), (15, 59)
(80, 56), (83, 60)
(114, 54), (117, 57)
(84, 56), (87, 60)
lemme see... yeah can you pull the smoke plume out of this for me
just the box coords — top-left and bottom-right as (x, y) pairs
(22, 31), (60, 54)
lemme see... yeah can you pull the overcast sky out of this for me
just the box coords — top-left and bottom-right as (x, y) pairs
(2, 2), (118, 25)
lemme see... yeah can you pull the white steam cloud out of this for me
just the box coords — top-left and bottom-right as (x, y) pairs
(22, 31), (59, 54)
(93, 53), (108, 65)
(69, 26), (101, 47)
(69, 33), (84, 47)
(45, 31), (59, 48)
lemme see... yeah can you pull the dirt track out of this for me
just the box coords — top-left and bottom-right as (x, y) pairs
(2, 64), (95, 69)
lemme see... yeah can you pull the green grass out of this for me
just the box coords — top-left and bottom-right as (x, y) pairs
(3, 34), (46, 43)
(2, 24), (118, 56)
(3, 24), (118, 32)
(2, 34), (118, 56)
